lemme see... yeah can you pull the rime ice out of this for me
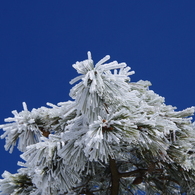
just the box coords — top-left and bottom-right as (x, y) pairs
(1, 53), (195, 194)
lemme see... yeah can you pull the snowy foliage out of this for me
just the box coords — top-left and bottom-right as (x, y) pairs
(1, 52), (195, 194)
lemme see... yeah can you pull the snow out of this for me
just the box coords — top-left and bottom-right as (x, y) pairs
(1, 52), (195, 194)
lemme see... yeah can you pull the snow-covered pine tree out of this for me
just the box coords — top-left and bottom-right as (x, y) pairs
(1, 52), (195, 195)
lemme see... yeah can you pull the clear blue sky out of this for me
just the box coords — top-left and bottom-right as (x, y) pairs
(1, 0), (195, 181)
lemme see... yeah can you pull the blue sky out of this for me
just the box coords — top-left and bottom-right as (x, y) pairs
(0, 0), (195, 184)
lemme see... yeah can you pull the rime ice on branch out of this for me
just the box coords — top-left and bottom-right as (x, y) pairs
(1, 52), (195, 195)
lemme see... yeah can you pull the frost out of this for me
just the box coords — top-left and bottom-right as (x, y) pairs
(1, 52), (195, 194)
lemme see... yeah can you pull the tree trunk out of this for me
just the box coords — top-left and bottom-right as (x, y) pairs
(109, 157), (120, 195)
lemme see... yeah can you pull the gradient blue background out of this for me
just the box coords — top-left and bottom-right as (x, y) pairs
(0, 0), (195, 190)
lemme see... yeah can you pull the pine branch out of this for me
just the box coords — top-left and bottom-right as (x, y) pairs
(2, 52), (195, 194)
(109, 156), (120, 195)
(119, 167), (163, 178)
(119, 169), (147, 178)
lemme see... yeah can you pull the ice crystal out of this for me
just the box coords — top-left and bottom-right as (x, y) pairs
(1, 52), (195, 194)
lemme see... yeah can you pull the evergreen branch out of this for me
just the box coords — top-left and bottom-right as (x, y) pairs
(119, 168), (163, 178)
(109, 156), (120, 195)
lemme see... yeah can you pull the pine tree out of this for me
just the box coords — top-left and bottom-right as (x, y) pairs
(1, 52), (195, 195)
